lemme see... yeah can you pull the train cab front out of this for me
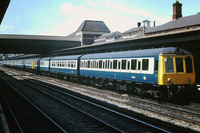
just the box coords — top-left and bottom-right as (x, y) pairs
(158, 50), (196, 101)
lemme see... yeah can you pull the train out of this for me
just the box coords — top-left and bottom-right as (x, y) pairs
(3, 47), (196, 101)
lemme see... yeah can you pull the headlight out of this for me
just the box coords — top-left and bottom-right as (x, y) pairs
(168, 78), (172, 82)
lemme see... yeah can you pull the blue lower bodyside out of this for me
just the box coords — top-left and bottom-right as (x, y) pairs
(50, 68), (78, 75)
(13, 65), (23, 68)
(40, 67), (49, 72)
(80, 70), (158, 84)
(25, 66), (32, 69)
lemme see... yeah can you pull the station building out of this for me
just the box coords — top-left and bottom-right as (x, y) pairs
(67, 20), (111, 46)
(67, 1), (200, 46)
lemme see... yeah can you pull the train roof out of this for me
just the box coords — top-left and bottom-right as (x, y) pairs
(23, 58), (41, 61)
(51, 55), (81, 60)
(40, 57), (52, 61)
(81, 47), (192, 59)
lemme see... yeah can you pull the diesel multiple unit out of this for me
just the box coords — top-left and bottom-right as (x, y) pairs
(3, 47), (196, 101)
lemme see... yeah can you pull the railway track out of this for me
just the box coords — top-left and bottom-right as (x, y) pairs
(1, 70), (169, 132)
(0, 72), (66, 132)
(1, 67), (200, 132)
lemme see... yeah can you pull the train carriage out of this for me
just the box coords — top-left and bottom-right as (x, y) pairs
(2, 47), (196, 101)
(80, 48), (161, 84)
(3, 60), (12, 67)
(13, 59), (24, 68)
(33, 58), (41, 71)
(50, 55), (81, 77)
(24, 58), (34, 70)
(79, 47), (195, 99)
(17, 60), (24, 68)
(24, 58), (40, 70)
(40, 57), (51, 73)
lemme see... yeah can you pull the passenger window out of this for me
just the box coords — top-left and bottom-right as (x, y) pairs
(90, 61), (93, 68)
(94, 60), (96, 68)
(99, 60), (102, 68)
(165, 58), (174, 73)
(142, 59), (149, 70)
(185, 57), (193, 73)
(176, 58), (184, 73)
(108, 60), (110, 69)
(113, 60), (117, 69)
(105, 60), (108, 69)
(102, 61), (104, 69)
(110, 61), (113, 69)
(71, 62), (73, 68)
(131, 59), (137, 70)
(122, 60), (127, 70)
(68, 61), (70, 68)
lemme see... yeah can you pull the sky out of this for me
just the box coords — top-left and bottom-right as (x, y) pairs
(0, 0), (199, 36)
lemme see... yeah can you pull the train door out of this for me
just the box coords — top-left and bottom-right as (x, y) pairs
(32, 60), (34, 69)
(137, 59), (142, 82)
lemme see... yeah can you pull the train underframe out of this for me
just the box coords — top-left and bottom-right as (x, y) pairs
(45, 71), (196, 102)
(8, 67), (197, 102)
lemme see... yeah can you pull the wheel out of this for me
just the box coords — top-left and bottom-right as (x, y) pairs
(167, 84), (176, 101)
(167, 89), (174, 101)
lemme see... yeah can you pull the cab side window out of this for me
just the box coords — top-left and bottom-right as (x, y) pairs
(185, 57), (193, 73)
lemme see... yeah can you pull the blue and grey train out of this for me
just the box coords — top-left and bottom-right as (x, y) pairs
(3, 47), (196, 100)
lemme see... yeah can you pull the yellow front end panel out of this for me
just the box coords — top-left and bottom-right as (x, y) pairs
(158, 55), (195, 85)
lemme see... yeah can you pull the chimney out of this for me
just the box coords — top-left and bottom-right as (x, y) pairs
(137, 22), (141, 27)
(172, 1), (182, 20)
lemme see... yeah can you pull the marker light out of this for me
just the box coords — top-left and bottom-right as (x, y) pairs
(188, 78), (192, 83)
